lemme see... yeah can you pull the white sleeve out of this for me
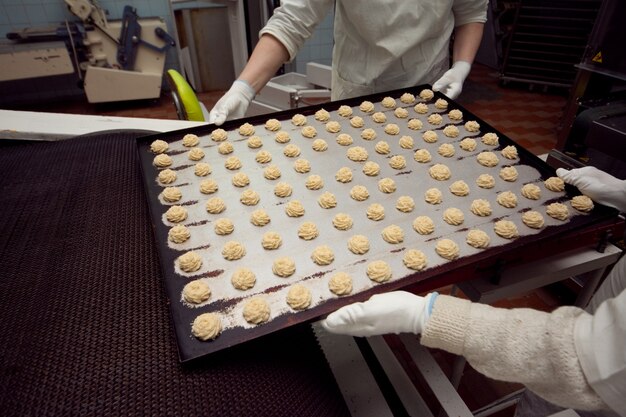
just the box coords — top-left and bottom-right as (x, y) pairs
(452, 0), (489, 26)
(421, 295), (609, 411)
(260, 0), (334, 62)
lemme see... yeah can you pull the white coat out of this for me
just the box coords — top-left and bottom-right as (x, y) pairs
(260, 0), (488, 100)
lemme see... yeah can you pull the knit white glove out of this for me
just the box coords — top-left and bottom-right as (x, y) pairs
(432, 61), (472, 99)
(557, 167), (626, 212)
(321, 291), (438, 337)
(208, 80), (256, 125)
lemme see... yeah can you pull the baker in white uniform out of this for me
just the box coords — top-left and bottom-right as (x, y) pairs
(209, 0), (488, 125)
(323, 166), (626, 416)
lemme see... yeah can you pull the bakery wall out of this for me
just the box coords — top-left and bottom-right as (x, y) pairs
(0, 0), (177, 106)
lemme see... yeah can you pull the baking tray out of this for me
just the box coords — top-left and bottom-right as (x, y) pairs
(137, 84), (620, 362)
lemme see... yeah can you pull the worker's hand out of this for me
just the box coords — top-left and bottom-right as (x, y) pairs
(208, 80), (256, 125)
(321, 291), (438, 337)
(557, 166), (626, 212)
(432, 61), (472, 100)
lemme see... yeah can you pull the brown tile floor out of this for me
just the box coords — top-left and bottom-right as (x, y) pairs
(7, 63), (572, 416)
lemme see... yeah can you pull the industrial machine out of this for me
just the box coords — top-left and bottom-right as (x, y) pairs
(0, 0), (175, 103)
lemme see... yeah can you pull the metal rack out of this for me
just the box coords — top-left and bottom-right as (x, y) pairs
(500, 0), (602, 89)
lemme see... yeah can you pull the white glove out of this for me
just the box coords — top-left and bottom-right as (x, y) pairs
(432, 61), (472, 99)
(208, 79), (256, 125)
(557, 166), (626, 213)
(321, 291), (438, 337)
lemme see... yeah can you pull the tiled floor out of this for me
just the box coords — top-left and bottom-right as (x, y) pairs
(7, 63), (572, 416)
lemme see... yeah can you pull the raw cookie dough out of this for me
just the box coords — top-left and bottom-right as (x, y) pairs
(247, 136), (263, 148)
(470, 199), (492, 216)
(286, 284), (312, 310)
(442, 125), (460, 138)
(154, 154), (172, 168)
(232, 172), (250, 187)
(239, 122), (255, 136)
(429, 164), (451, 181)
(476, 174), (496, 189)
(255, 150), (272, 164)
(325, 121), (341, 133)
(360, 101), (375, 113)
(521, 183), (541, 200)
(177, 251), (202, 273)
(481, 132), (499, 146)
(312, 139), (328, 151)
(243, 297), (270, 324)
(272, 257), (296, 277)
(214, 218), (234, 235)
(464, 121), (480, 132)
(466, 229), (490, 249)
(424, 188), (443, 204)
(448, 109), (463, 121)
(188, 147), (205, 161)
(375, 141), (391, 155)
(191, 313), (221, 341)
(318, 192), (337, 209)
(499, 166), (519, 182)
(372, 112), (387, 123)
(333, 213), (353, 230)
(414, 103), (429, 114)
(335, 167), (353, 183)
(262, 231), (282, 249)
(414, 149), (432, 163)
(298, 222), (319, 240)
(348, 235), (370, 254)
(571, 195), (594, 212)
(274, 182), (293, 198)
(544, 176), (565, 192)
(363, 161), (380, 176)
(217, 142), (233, 155)
(264, 165), (282, 180)
(338, 105), (353, 117)
(292, 114), (307, 126)
(494, 220), (519, 239)
(395, 107), (409, 118)
(231, 267), (256, 290)
(194, 162), (211, 177)
(477, 151), (499, 167)
(350, 116), (365, 128)
(250, 209), (270, 226)
(522, 210), (544, 229)
(381, 224), (404, 244)
(162, 187), (182, 203)
(265, 118), (281, 131)
(183, 133), (200, 147)
(200, 179), (219, 194)
(240, 189), (260, 206)
(407, 119), (423, 130)
(166, 205), (187, 223)
(367, 203), (385, 221)
(399, 135), (414, 149)
(449, 180), (470, 196)
(419, 88), (434, 101)
(427, 113), (443, 125)
(275, 131), (291, 144)
(293, 159), (311, 173)
(403, 249), (427, 271)
(311, 245), (334, 265)
(401, 92), (416, 104)
(367, 260), (392, 283)
(301, 126), (317, 138)
(496, 191), (518, 208)
(183, 280), (210, 304)
(443, 207), (464, 226)
(361, 128), (377, 140)
(350, 185), (369, 201)
(435, 98), (448, 110)
(315, 109), (330, 122)
(168, 225), (190, 244)
(382, 96), (396, 108)
(222, 241), (246, 260)
(459, 138), (477, 151)
(285, 200), (305, 217)
(389, 155), (407, 169)
(435, 239), (460, 260)
(224, 156), (242, 170)
(546, 202), (569, 220)
(329, 272), (353, 296)
(336, 133), (354, 146)
(413, 216), (435, 235)
(378, 177), (397, 193)
(210, 129), (227, 142)
(150, 139), (168, 153)
(306, 174), (324, 190)
(283, 144), (301, 157)
(396, 196), (415, 212)
(502, 145), (518, 160)
(438, 143), (455, 157)
(158, 168), (177, 184)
